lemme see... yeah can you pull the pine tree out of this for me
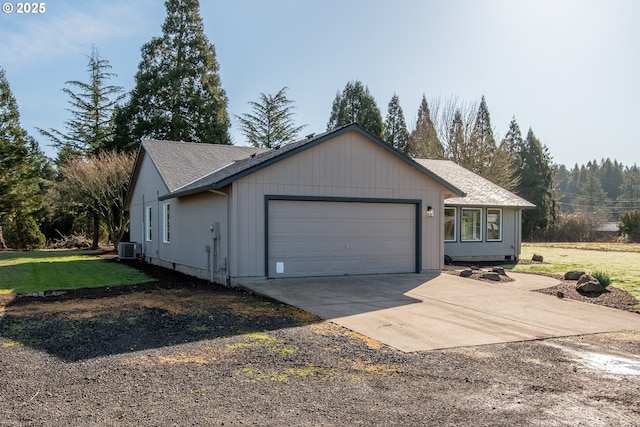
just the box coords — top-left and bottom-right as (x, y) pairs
(408, 94), (444, 158)
(576, 169), (610, 219)
(554, 164), (572, 213)
(468, 95), (497, 176)
(618, 164), (640, 213)
(114, 0), (230, 150)
(236, 87), (306, 148)
(599, 158), (623, 203)
(384, 94), (410, 153)
(517, 128), (556, 238)
(0, 68), (46, 249)
(445, 109), (466, 164)
(38, 47), (125, 161)
(327, 80), (384, 138)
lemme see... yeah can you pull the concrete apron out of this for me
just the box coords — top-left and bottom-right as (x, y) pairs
(237, 273), (640, 352)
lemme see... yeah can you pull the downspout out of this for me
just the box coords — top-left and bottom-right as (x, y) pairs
(142, 193), (145, 259)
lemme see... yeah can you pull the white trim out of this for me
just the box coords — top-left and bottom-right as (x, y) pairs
(444, 206), (457, 242)
(461, 207), (482, 242)
(145, 205), (153, 242)
(162, 202), (171, 243)
(486, 208), (502, 241)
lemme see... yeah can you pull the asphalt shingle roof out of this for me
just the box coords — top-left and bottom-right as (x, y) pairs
(141, 140), (268, 192)
(154, 124), (465, 200)
(414, 159), (535, 208)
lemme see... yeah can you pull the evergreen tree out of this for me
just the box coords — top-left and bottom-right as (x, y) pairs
(446, 96), (517, 189)
(327, 80), (384, 138)
(384, 94), (410, 153)
(236, 87), (306, 148)
(0, 68), (46, 249)
(38, 47), (125, 248)
(445, 109), (466, 164)
(554, 164), (572, 213)
(493, 116), (524, 191)
(618, 164), (640, 213)
(38, 47), (125, 161)
(114, 0), (230, 151)
(599, 158), (623, 203)
(468, 95), (496, 176)
(576, 169), (610, 219)
(500, 117), (524, 161)
(408, 94), (444, 158)
(517, 128), (556, 238)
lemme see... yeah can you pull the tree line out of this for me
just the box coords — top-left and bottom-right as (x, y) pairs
(1, 0), (638, 250)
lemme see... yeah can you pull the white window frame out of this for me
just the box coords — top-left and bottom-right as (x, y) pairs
(145, 206), (152, 242)
(461, 208), (482, 242)
(163, 202), (171, 243)
(486, 208), (502, 242)
(444, 207), (457, 242)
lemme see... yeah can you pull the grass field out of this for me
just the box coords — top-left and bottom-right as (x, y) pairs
(513, 243), (640, 300)
(0, 250), (153, 294)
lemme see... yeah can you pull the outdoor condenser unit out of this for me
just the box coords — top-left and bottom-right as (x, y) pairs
(117, 242), (140, 260)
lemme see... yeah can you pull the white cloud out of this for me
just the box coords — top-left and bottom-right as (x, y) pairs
(0, 1), (156, 69)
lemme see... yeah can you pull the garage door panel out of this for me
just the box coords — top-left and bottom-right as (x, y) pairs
(268, 200), (417, 277)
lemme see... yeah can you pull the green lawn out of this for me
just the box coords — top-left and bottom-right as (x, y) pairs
(0, 250), (154, 294)
(511, 243), (640, 300)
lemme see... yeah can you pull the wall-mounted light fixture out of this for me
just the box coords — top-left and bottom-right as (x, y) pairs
(427, 206), (435, 218)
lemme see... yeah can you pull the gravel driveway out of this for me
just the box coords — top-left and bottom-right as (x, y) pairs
(1, 261), (639, 426)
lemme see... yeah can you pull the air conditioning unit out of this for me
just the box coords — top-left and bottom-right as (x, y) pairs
(118, 242), (140, 260)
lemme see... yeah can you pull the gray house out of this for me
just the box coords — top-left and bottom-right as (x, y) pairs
(124, 123), (530, 284)
(414, 159), (535, 262)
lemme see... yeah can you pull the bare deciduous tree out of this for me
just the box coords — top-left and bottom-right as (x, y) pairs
(58, 151), (135, 248)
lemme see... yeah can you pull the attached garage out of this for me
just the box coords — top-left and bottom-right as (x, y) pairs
(127, 124), (466, 283)
(266, 197), (420, 278)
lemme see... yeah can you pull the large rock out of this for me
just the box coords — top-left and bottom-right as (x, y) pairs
(576, 275), (605, 293)
(532, 254), (544, 262)
(459, 269), (473, 278)
(481, 272), (501, 281)
(491, 267), (506, 276)
(564, 270), (586, 281)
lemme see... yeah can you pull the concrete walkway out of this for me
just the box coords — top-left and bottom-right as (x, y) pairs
(238, 272), (640, 352)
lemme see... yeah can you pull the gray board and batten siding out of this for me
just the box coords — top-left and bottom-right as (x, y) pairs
(414, 159), (535, 262)
(125, 124), (465, 283)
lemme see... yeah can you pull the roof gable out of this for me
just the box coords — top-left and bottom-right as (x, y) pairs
(141, 140), (268, 192)
(414, 159), (535, 208)
(160, 123), (465, 200)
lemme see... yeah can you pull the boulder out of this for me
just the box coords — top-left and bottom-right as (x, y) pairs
(459, 269), (473, 278)
(564, 270), (586, 281)
(481, 272), (501, 281)
(532, 254), (544, 262)
(470, 265), (481, 271)
(576, 275), (605, 293)
(491, 267), (506, 276)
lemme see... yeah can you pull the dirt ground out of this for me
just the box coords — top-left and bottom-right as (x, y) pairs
(1, 260), (639, 426)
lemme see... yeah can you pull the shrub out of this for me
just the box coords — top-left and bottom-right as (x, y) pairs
(591, 271), (612, 288)
(541, 212), (601, 242)
(5, 215), (46, 250)
(618, 210), (640, 242)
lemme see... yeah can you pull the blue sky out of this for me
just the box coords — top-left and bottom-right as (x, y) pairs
(1, 0), (638, 167)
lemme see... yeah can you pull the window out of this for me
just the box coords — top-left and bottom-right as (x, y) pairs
(444, 207), (456, 242)
(146, 206), (152, 241)
(486, 208), (502, 241)
(461, 208), (482, 241)
(163, 203), (171, 243)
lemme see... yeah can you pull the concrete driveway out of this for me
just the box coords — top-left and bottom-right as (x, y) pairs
(238, 273), (640, 352)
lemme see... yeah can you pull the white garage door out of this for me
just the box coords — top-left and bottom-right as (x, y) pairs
(267, 200), (417, 278)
